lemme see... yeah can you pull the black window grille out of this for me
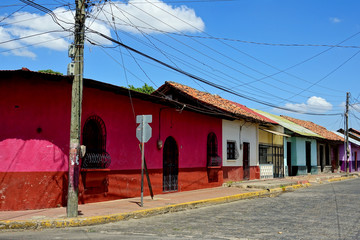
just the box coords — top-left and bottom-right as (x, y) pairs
(259, 145), (268, 164)
(227, 141), (236, 160)
(82, 115), (111, 169)
(207, 132), (221, 166)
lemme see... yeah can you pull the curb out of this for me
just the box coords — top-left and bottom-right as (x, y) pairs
(327, 175), (357, 182)
(0, 183), (309, 230)
(0, 175), (355, 230)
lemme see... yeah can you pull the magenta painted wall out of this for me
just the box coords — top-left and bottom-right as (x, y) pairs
(1, 74), (222, 173)
(81, 86), (222, 171)
(1, 76), (71, 172)
(0, 71), (223, 210)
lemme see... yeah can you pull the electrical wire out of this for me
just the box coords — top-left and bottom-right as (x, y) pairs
(286, 50), (360, 100)
(19, 0), (73, 30)
(0, 33), (72, 53)
(0, 4), (27, 23)
(170, 33), (360, 49)
(88, 27), (343, 116)
(97, 3), (319, 104)
(121, 0), (316, 101)
(0, 30), (72, 45)
(141, 0), (347, 95)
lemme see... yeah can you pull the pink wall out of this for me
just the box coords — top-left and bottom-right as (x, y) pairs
(0, 72), (223, 210)
(1, 75), (71, 172)
(81, 86), (222, 171)
(1, 74), (222, 172)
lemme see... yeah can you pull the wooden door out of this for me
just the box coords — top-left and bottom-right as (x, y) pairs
(243, 142), (250, 180)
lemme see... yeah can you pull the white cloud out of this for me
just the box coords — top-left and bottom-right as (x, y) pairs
(330, 17), (342, 23)
(351, 103), (360, 112)
(0, 1), (204, 58)
(0, 7), (75, 57)
(283, 96), (333, 113)
(94, 0), (204, 34)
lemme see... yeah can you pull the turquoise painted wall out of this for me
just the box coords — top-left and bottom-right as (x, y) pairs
(284, 136), (317, 175)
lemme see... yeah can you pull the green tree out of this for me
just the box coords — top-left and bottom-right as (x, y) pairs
(128, 83), (155, 94)
(38, 69), (63, 75)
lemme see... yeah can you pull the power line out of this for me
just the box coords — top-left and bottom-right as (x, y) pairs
(89, 27), (342, 116)
(0, 4), (27, 23)
(92, 6), (289, 102)
(169, 33), (360, 49)
(19, 0), (73, 30)
(0, 30), (72, 45)
(140, 0), (348, 95)
(286, 50), (360, 100)
(0, 33), (72, 53)
(98, 2), (326, 104)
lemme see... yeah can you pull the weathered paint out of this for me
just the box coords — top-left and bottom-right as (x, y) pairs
(284, 137), (317, 175)
(338, 143), (360, 172)
(0, 71), (222, 210)
(259, 125), (284, 146)
(333, 131), (360, 172)
(251, 109), (322, 138)
(222, 119), (259, 181)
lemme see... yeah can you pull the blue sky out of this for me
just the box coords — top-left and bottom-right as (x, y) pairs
(1, 0), (360, 131)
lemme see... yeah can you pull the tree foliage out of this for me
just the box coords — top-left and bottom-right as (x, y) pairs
(128, 83), (155, 94)
(38, 69), (63, 75)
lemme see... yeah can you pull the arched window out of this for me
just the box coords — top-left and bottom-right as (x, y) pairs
(207, 132), (221, 166)
(82, 115), (110, 169)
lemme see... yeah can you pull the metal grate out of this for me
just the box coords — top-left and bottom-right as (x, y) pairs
(82, 115), (111, 169)
(82, 151), (111, 169)
(163, 174), (178, 192)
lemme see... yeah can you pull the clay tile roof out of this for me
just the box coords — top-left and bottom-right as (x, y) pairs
(166, 82), (277, 124)
(281, 115), (344, 141)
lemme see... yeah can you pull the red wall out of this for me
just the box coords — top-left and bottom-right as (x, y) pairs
(223, 166), (260, 182)
(0, 73), (223, 210)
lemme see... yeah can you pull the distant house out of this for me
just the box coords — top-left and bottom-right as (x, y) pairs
(0, 69), (228, 211)
(257, 122), (290, 178)
(334, 129), (360, 172)
(252, 110), (321, 176)
(282, 116), (343, 173)
(154, 82), (276, 181)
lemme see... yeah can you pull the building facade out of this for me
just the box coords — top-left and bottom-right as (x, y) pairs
(0, 70), (224, 210)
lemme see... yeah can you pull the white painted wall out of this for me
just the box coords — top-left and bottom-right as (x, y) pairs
(222, 119), (259, 167)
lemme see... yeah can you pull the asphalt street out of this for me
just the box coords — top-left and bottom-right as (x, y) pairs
(1, 178), (360, 240)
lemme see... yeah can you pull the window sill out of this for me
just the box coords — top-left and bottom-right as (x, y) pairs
(81, 168), (111, 172)
(207, 166), (222, 169)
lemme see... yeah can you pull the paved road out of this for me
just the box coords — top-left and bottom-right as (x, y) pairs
(1, 178), (360, 240)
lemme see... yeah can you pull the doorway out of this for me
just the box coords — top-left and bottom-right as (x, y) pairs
(82, 115), (110, 169)
(306, 141), (312, 173)
(287, 142), (292, 176)
(319, 145), (324, 172)
(243, 142), (250, 180)
(163, 136), (179, 192)
(355, 152), (358, 171)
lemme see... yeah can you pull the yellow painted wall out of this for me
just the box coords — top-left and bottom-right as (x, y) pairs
(259, 127), (284, 146)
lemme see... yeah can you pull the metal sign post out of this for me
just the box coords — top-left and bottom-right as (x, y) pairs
(136, 115), (152, 207)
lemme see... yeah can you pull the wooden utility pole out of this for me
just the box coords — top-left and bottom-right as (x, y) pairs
(345, 92), (350, 174)
(67, 0), (86, 218)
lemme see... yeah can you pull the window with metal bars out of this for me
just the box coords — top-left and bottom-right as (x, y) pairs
(82, 115), (110, 169)
(207, 132), (221, 166)
(227, 141), (237, 160)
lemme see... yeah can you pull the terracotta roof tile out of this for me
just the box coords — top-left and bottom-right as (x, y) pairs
(281, 115), (344, 141)
(166, 82), (277, 124)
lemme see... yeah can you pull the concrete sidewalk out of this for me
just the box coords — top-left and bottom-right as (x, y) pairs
(0, 172), (358, 230)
